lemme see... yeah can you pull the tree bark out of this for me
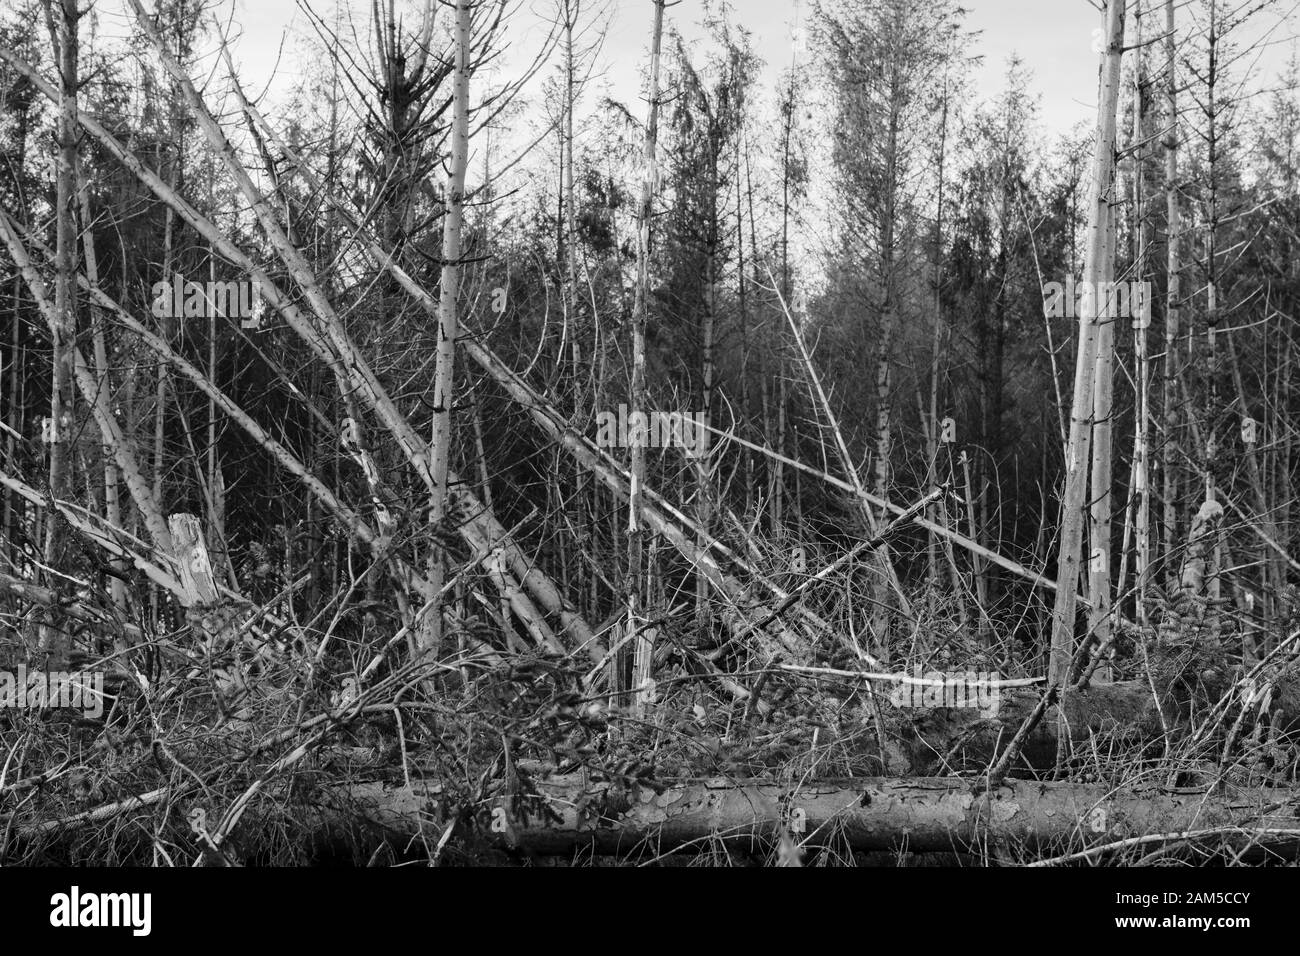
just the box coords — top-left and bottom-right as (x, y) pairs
(423, 0), (472, 652)
(340, 773), (1300, 857)
(38, 0), (80, 660)
(1161, 0), (1182, 592)
(1048, 0), (1126, 685)
(628, 0), (666, 717)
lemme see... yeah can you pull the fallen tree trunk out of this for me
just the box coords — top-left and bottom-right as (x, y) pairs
(340, 773), (1300, 857)
(15, 765), (1300, 864)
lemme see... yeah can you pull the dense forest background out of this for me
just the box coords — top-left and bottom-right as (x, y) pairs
(2, 0), (1300, 866)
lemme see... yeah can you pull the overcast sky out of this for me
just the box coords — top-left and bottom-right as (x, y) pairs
(189, 0), (1109, 132)
(77, 0), (1295, 144)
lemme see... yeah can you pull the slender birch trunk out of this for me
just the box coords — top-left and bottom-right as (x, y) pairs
(423, 0), (473, 652)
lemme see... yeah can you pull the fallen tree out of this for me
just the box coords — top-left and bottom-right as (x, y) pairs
(338, 773), (1300, 859)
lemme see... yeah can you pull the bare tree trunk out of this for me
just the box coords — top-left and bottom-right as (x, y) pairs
(1086, 72), (1125, 673)
(926, 75), (951, 608)
(866, 83), (905, 659)
(736, 136), (753, 508)
(628, 0), (665, 717)
(773, 86), (797, 533)
(39, 0), (80, 661)
(1226, 334), (1273, 658)
(73, 151), (128, 615)
(562, 0), (579, 362)
(3, 272), (21, 568)
(1048, 0), (1125, 686)
(1161, 0), (1181, 592)
(871, 103), (901, 508)
(1129, 0), (1152, 630)
(344, 774), (1300, 858)
(0, 63), (30, 574)
(422, 0), (473, 653)
(1201, 0), (1223, 611)
(695, 152), (718, 640)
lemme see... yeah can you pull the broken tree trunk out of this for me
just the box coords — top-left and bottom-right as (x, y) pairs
(628, 0), (667, 717)
(169, 514), (220, 608)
